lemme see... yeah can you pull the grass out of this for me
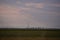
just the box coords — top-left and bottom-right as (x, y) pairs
(0, 37), (60, 40)
(0, 28), (60, 37)
(0, 28), (60, 40)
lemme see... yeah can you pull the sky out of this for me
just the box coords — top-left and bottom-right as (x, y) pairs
(0, 0), (60, 28)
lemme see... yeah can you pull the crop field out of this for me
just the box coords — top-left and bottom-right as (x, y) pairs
(0, 28), (60, 40)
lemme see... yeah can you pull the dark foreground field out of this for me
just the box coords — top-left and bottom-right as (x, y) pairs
(0, 28), (60, 40)
(0, 37), (60, 40)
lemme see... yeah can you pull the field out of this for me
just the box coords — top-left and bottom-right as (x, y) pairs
(0, 37), (60, 40)
(0, 28), (60, 40)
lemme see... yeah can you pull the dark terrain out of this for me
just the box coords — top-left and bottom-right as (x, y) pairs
(0, 28), (60, 40)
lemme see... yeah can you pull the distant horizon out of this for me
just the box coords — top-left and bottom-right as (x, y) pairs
(0, 26), (60, 29)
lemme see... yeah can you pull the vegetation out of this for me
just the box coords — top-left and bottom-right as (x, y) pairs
(0, 28), (60, 37)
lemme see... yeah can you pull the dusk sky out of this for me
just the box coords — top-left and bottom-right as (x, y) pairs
(0, 0), (60, 28)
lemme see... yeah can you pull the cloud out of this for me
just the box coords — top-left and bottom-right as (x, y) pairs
(16, 1), (22, 5)
(44, 3), (60, 7)
(25, 3), (44, 8)
(50, 3), (60, 7)
(15, 1), (44, 9)
(44, 0), (60, 7)
(0, 4), (32, 14)
(0, 6), (19, 14)
(0, 4), (44, 28)
(0, 5), (30, 27)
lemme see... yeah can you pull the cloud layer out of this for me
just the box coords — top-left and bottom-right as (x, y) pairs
(0, 0), (60, 28)
(0, 5), (44, 28)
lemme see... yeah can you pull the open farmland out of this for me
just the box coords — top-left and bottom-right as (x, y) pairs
(0, 37), (60, 40)
(0, 28), (60, 40)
